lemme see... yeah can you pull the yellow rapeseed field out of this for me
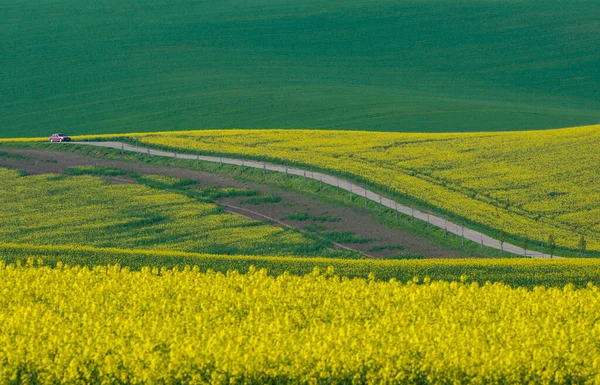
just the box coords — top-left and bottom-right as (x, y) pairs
(128, 125), (600, 250)
(2, 261), (600, 384)
(0, 168), (324, 256)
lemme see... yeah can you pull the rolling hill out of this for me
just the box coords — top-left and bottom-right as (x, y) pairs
(2, 0), (598, 137)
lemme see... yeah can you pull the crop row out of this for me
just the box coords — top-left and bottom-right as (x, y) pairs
(4, 242), (600, 288)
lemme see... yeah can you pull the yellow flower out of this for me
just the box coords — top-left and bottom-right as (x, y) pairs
(1, 262), (599, 383)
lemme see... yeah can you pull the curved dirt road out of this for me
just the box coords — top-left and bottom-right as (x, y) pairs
(75, 141), (557, 258)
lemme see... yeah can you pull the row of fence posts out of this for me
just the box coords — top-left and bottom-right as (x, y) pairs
(251, 159), (472, 250)
(123, 145), (580, 258)
(337, 176), (471, 248)
(325, 174), (467, 245)
(181, 150), (550, 257)
(133, 146), (473, 251)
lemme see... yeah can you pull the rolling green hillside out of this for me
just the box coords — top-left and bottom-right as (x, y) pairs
(2, 0), (598, 137)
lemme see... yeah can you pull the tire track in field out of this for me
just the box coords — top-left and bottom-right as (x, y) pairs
(72, 141), (558, 258)
(220, 202), (372, 258)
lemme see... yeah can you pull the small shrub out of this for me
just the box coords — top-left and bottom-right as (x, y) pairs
(241, 194), (282, 205)
(282, 212), (311, 221)
(303, 224), (327, 233)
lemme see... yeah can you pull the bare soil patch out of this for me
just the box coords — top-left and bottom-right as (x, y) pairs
(0, 148), (467, 258)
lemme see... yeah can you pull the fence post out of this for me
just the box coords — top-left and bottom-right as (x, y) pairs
(395, 201), (398, 220)
(461, 225), (465, 247)
(120, 143), (124, 157)
(541, 218), (545, 250)
(364, 189), (367, 207)
(319, 177), (322, 191)
(263, 163), (266, 175)
(480, 233), (483, 250)
(379, 196), (382, 214)
(304, 171), (306, 183)
(350, 185), (353, 201)
(197, 154), (199, 165)
(427, 213), (430, 233)
(444, 219), (447, 238)
(411, 208), (414, 225)
(147, 148), (150, 161)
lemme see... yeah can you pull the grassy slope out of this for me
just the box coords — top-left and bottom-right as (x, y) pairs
(2, 0), (599, 137)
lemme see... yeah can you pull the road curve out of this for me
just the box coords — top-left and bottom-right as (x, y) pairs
(74, 141), (557, 258)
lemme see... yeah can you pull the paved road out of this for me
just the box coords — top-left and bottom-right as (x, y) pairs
(75, 141), (557, 258)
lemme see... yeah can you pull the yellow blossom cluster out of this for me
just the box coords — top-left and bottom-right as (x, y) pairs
(2, 261), (600, 384)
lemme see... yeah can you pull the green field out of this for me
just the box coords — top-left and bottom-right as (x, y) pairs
(2, 0), (599, 137)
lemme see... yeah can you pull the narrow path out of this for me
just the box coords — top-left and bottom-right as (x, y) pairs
(74, 141), (557, 258)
